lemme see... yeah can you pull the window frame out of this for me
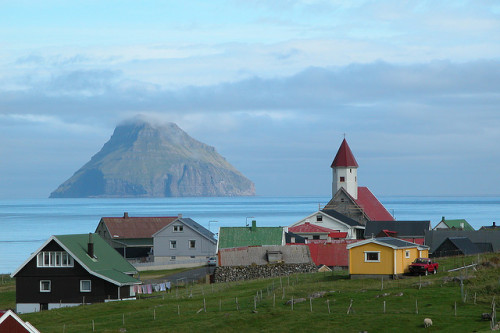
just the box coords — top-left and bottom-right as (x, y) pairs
(364, 251), (380, 262)
(40, 280), (51, 293)
(405, 250), (411, 258)
(188, 240), (196, 249)
(339, 176), (345, 182)
(173, 225), (184, 232)
(170, 240), (177, 249)
(316, 215), (323, 222)
(80, 280), (92, 293)
(37, 251), (74, 268)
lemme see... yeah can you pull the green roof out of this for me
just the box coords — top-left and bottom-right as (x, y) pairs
(55, 234), (141, 286)
(443, 219), (475, 231)
(218, 226), (284, 249)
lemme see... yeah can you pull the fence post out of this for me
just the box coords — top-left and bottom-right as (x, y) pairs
(383, 300), (386, 314)
(327, 299), (331, 314)
(310, 297), (313, 312)
(416, 299), (418, 314)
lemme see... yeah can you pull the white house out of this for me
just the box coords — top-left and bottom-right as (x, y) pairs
(289, 209), (365, 239)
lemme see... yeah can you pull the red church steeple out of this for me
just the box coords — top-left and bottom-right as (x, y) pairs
(331, 138), (358, 168)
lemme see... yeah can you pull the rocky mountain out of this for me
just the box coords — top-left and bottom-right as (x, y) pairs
(50, 119), (255, 198)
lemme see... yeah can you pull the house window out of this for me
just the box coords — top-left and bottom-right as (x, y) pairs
(190, 255), (196, 258)
(173, 225), (183, 232)
(313, 235), (320, 240)
(170, 256), (176, 260)
(340, 176), (345, 182)
(189, 240), (196, 249)
(316, 215), (323, 222)
(37, 251), (74, 268)
(80, 280), (91, 292)
(405, 250), (411, 258)
(40, 280), (51, 292)
(170, 240), (177, 249)
(364, 251), (380, 262)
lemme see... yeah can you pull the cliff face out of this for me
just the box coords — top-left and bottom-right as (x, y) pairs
(50, 119), (255, 198)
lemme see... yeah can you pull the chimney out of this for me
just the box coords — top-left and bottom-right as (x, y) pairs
(178, 213), (183, 218)
(441, 216), (445, 222)
(493, 222), (496, 227)
(251, 220), (257, 232)
(88, 233), (94, 258)
(123, 212), (129, 219)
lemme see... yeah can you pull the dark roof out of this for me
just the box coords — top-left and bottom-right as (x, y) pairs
(475, 242), (494, 253)
(321, 208), (363, 227)
(364, 220), (430, 238)
(375, 237), (427, 248)
(425, 229), (500, 253)
(99, 215), (178, 239)
(347, 236), (429, 250)
(331, 138), (358, 168)
(178, 218), (216, 243)
(436, 237), (480, 255)
(285, 232), (307, 244)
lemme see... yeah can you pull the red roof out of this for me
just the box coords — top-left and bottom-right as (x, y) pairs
(354, 187), (394, 221)
(100, 215), (178, 239)
(289, 222), (339, 234)
(331, 138), (358, 168)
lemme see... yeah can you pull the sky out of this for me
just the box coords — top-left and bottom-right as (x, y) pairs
(1, 0), (500, 198)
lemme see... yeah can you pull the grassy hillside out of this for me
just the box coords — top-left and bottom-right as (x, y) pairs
(2, 254), (500, 332)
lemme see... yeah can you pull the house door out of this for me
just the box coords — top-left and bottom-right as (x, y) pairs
(40, 303), (48, 311)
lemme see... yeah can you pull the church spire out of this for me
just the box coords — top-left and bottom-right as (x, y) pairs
(331, 138), (358, 168)
(331, 138), (358, 199)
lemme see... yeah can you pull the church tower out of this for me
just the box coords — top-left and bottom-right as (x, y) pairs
(331, 138), (358, 199)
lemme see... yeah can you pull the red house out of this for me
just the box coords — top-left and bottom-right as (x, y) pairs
(0, 310), (40, 333)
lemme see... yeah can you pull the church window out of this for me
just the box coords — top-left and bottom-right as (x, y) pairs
(340, 176), (345, 182)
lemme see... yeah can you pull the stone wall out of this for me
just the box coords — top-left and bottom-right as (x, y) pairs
(213, 263), (317, 283)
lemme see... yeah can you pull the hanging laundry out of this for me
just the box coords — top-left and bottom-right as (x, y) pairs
(147, 284), (153, 294)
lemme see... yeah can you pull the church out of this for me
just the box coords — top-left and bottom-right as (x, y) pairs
(323, 138), (394, 225)
(288, 138), (393, 241)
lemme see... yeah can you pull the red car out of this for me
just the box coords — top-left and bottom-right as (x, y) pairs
(409, 258), (439, 275)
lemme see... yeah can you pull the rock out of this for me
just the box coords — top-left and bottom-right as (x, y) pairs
(481, 313), (492, 321)
(50, 117), (255, 198)
(286, 298), (306, 305)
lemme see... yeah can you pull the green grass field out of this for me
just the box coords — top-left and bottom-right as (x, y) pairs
(1, 254), (499, 332)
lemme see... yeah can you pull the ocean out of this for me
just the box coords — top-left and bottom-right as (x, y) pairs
(1, 196), (499, 274)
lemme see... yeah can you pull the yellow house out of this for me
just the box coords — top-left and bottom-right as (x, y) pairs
(346, 237), (429, 279)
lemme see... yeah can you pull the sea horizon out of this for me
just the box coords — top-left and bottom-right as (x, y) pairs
(1, 195), (499, 274)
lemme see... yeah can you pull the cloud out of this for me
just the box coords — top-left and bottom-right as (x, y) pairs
(1, 59), (500, 197)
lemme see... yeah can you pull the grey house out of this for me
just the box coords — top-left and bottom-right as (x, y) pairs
(152, 218), (217, 263)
